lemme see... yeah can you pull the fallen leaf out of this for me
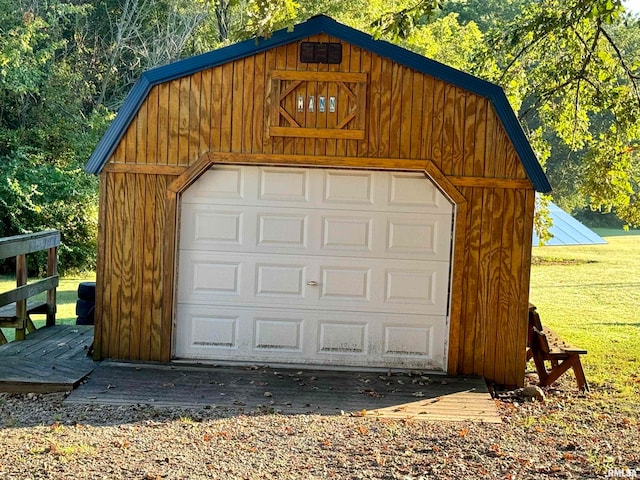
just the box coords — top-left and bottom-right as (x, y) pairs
(358, 426), (369, 435)
(459, 427), (469, 437)
(362, 389), (383, 397)
(47, 443), (61, 455)
(353, 409), (367, 417)
(112, 440), (131, 449)
(489, 443), (504, 457)
(203, 434), (211, 442)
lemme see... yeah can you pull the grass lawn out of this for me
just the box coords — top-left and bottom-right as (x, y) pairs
(529, 233), (640, 405)
(0, 273), (95, 343)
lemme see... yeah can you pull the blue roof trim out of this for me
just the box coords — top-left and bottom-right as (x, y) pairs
(85, 15), (551, 193)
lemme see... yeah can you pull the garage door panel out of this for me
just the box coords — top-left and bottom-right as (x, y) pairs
(178, 254), (244, 302)
(182, 204), (449, 261)
(385, 269), (438, 306)
(319, 267), (371, 301)
(180, 206), (250, 251)
(181, 167), (245, 204)
(323, 170), (374, 205)
(181, 312), (239, 350)
(179, 251), (449, 314)
(183, 167), (452, 216)
(258, 213), (308, 248)
(318, 321), (368, 354)
(254, 317), (303, 352)
(259, 168), (310, 202)
(387, 217), (451, 256)
(321, 216), (372, 251)
(389, 173), (442, 208)
(176, 305), (446, 368)
(192, 211), (243, 244)
(383, 324), (433, 357)
(256, 263), (306, 298)
(191, 261), (241, 295)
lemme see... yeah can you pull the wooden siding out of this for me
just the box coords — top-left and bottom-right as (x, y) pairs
(95, 35), (535, 387)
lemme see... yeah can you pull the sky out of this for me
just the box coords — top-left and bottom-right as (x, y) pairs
(624, 0), (640, 13)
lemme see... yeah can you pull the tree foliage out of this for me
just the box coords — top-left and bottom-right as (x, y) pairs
(0, 2), (102, 272)
(481, 0), (640, 225)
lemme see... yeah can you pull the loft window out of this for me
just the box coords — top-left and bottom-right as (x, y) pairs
(300, 42), (342, 64)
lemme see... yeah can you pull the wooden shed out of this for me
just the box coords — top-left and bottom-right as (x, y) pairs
(85, 15), (551, 387)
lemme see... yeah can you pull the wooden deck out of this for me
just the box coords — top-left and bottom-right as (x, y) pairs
(0, 325), (95, 393)
(66, 362), (500, 423)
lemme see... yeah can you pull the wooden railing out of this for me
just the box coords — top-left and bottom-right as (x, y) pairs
(0, 230), (60, 344)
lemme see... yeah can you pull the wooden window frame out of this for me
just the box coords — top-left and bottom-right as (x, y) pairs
(268, 70), (367, 140)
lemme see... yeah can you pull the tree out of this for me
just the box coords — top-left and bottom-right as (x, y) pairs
(481, 0), (640, 226)
(86, 0), (209, 109)
(0, 2), (104, 272)
(403, 13), (485, 71)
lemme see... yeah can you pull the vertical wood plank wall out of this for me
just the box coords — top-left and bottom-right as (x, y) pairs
(95, 35), (536, 387)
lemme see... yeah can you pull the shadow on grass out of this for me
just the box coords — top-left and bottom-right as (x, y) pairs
(591, 322), (640, 328)
(592, 228), (640, 237)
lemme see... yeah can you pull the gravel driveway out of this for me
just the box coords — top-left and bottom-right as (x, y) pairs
(1, 383), (638, 479)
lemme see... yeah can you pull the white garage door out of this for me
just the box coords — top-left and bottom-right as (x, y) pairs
(175, 166), (453, 370)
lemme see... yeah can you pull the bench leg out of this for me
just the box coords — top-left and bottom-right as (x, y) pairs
(538, 356), (578, 387)
(26, 317), (37, 333)
(0, 329), (7, 345)
(572, 358), (589, 392)
(532, 351), (550, 384)
(538, 354), (589, 392)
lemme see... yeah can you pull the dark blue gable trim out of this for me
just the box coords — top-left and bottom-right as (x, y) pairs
(85, 15), (551, 192)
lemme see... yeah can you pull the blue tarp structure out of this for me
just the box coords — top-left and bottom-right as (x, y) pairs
(533, 202), (607, 246)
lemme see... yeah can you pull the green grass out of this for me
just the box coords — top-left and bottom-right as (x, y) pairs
(530, 235), (640, 401)
(0, 273), (95, 343)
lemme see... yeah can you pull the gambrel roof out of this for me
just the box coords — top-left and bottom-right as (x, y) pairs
(85, 15), (551, 192)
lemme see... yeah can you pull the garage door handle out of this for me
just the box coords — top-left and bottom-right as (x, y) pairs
(306, 281), (319, 286)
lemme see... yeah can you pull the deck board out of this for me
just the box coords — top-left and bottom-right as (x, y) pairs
(0, 325), (95, 393)
(66, 362), (500, 423)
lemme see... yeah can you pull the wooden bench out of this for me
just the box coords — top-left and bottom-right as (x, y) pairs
(527, 304), (589, 392)
(0, 231), (59, 344)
